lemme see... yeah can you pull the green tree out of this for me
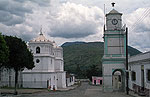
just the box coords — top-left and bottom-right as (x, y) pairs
(4, 36), (34, 95)
(86, 65), (100, 81)
(0, 33), (9, 66)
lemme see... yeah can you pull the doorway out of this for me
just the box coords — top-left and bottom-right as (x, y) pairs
(112, 69), (124, 91)
(141, 65), (144, 91)
(94, 80), (96, 85)
(100, 80), (102, 85)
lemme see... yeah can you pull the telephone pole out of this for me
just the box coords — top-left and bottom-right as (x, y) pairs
(126, 27), (129, 95)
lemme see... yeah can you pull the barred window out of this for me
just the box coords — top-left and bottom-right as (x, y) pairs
(147, 69), (150, 82)
(131, 71), (136, 81)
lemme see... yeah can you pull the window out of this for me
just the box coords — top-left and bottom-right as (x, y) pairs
(131, 71), (136, 81)
(147, 69), (150, 82)
(36, 59), (40, 63)
(51, 59), (52, 64)
(34, 78), (36, 83)
(70, 77), (72, 82)
(36, 47), (40, 53)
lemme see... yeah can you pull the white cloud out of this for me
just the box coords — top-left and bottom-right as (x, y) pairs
(0, 0), (149, 52)
(48, 2), (104, 38)
(124, 7), (150, 52)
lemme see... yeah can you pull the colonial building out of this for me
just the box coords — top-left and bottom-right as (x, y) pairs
(66, 73), (75, 87)
(22, 32), (66, 90)
(128, 51), (150, 96)
(102, 5), (127, 92)
(92, 76), (103, 85)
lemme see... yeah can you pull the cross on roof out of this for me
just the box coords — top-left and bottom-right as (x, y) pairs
(40, 26), (43, 35)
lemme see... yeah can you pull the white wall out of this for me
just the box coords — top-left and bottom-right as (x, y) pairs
(0, 68), (22, 87)
(144, 64), (150, 89)
(128, 51), (150, 90)
(66, 76), (75, 87)
(106, 14), (122, 30)
(57, 72), (66, 88)
(103, 63), (125, 91)
(128, 64), (141, 90)
(23, 73), (58, 89)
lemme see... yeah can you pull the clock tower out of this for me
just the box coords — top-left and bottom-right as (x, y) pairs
(106, 9), (122, 31)
(102, 4), (127, 92)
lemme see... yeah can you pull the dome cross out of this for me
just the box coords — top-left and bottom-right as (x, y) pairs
(40, 26), (43, 35)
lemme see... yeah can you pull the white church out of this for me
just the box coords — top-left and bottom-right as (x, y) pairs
(22, 32), (66, 90)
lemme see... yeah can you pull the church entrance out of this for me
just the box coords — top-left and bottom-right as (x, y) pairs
(112, 69), (124, 91)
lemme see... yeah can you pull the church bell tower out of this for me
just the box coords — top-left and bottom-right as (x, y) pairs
(102, 3), (127, 92)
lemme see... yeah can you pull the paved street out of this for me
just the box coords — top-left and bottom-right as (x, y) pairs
(10, 82), (132, 97)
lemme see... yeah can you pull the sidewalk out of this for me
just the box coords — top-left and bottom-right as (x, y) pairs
(0, 84), (79, 95)
(129, 91), (145, 97)
(0, 88), (47, 94)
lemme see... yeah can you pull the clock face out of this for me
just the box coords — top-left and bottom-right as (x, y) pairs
(111, 19), (118, 25)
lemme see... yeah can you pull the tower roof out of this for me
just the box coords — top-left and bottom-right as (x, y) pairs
(106, 9), (122, 16)
(109, 9), (119, 14)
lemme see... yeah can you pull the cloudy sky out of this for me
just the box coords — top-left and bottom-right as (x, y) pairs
(0, 0), (150, 52)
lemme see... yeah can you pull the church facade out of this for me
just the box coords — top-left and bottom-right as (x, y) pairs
(22, 33), (66, 90)
(102, 7), (127, 92)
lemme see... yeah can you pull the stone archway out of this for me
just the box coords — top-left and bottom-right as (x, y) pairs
(112, 69), (125, 91)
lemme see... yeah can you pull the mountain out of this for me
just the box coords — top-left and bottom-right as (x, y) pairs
(62, 41), (86, 46)
(62, 41), (142, 79)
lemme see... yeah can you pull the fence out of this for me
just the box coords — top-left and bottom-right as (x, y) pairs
(0, 81), (22, 88)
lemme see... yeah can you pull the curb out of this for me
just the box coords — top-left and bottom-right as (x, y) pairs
(128, 91), (144, 97)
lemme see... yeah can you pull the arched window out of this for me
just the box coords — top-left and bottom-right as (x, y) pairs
(36, 47), (40, 53)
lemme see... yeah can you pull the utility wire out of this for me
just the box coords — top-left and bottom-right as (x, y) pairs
(130, 8), (149, 31)
(130, 8), (148, 30)
(130, 8), (150, 32)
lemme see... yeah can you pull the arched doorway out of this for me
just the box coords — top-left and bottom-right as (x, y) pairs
(112, 69), (125, 91)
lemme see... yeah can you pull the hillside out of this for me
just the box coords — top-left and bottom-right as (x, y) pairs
(62, 41), (142, 79)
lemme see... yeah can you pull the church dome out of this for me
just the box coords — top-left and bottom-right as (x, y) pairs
(30, 33), (52, 43)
